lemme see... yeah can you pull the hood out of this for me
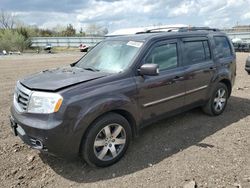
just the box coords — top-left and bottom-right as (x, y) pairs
(20, 66), (109, 91)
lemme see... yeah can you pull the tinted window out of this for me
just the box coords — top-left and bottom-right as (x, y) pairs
(214, 36), (232, 58)
(146, 43), (178, 70)
(183, 40), (211, 66)
(203, 41), (211, 59)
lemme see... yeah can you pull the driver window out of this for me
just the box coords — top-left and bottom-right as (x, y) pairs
(145, 43), (178, 71)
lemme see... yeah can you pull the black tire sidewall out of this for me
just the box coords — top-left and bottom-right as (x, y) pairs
(81, 113), (132, 167)
(211, 83), (229, 115)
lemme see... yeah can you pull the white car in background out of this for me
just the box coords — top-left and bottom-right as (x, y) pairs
(79, 44), (88, 52)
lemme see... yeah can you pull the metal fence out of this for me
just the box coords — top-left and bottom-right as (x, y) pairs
(30, 32), (250, 48)
(31, 37), (105, 47)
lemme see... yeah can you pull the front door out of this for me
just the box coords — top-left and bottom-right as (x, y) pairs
(135, 39), (186, 124)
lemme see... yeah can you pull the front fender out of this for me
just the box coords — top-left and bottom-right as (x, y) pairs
(64, 94), (138, 154)
(76, 95), (138, 131)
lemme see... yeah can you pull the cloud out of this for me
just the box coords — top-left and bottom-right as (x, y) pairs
(0, 0), (88, 13)
(198, 0), (227, 14)
(95, 0), (121, 2)
(1, 0), (250, 32)
(242, 12), (250, 20)
(168, 0), (198, 17)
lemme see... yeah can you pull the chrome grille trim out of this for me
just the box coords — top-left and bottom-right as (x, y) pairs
(13, 81), (32, 112)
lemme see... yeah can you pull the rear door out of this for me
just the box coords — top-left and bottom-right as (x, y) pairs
(180, 37), (216, 105)
(213, 36), (236, 85)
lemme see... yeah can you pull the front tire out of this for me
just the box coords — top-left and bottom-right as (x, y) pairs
(80, 113), (132, 167)
(202, 83), (229, 116)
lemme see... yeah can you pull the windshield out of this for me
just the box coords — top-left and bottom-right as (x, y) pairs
(75, 40), (143, 73)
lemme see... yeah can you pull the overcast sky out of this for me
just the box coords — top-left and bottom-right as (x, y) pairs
(1, 0), (250, 32)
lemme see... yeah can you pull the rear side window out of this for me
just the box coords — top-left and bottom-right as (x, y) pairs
(182, 40), (211, 66)
(146, 43), (178, 71)
(214, 36), (232, 58)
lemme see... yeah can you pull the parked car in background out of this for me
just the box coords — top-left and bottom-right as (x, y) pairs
(233, 43), (240, 52)
(10, 27), (236, 167)
(79, 44), (88, 52)
(44, 43), (52, 53)
(233, 42), (250, 52)
(9, 51), (21, 55)
(2, 50), (7, 55)
(246, 56), (250, 74)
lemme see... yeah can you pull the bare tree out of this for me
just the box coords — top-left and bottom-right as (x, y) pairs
(0, 10), (17, 29)
(86, 24), (108, 36)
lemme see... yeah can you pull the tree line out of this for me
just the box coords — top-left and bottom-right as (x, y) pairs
(0, 11), (108, 52)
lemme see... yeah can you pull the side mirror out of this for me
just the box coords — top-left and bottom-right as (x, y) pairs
(139, 64), (159, 76)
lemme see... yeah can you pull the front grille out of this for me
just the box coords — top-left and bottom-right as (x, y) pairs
(16, 88), (29, 110)
(14, 82), (32, 112)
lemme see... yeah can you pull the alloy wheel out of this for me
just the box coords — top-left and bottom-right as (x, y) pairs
(213, 88), (227, 112)
(93, 124), (126, 161)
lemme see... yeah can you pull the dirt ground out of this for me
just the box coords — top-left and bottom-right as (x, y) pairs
(0, 52), (250, 188)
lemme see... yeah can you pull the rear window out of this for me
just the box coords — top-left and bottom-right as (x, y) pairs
(182, 40), (211, 66)
(214, 36), (232, 58)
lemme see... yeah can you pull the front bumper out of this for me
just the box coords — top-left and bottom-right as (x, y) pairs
(245, 66), (250, 73)
(10, 105), (81, 159)
(10, 116), (47, 151)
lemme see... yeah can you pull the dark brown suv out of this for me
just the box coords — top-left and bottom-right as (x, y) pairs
(10, 27), (236, 167)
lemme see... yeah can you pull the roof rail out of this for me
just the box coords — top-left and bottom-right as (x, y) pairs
(136, 27), (182, 34)
(135, 26), (220, 34)
(178, 27), (220, 32)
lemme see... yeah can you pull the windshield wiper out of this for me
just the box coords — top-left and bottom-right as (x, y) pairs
(82, 67), (100, 72)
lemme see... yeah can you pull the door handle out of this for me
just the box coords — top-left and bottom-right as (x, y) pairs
(221, 62), (230, 67)
(173, 76), (184, 81)
(204, 67), (215, 73)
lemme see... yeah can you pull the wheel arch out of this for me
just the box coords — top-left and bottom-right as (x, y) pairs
(84, 109), (138, 138)
(78, 109), (138, 154)
(219, 78), (232, 97)
(110, 109), (137, 137)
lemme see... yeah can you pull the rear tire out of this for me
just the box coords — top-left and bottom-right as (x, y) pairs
(80, 113), (132, 167)
(202, 83), (229, 116)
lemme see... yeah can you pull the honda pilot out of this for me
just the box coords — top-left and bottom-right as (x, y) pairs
(10, 27), (236, 167)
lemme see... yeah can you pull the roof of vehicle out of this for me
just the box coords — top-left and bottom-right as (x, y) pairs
(106, 27), (226, 42)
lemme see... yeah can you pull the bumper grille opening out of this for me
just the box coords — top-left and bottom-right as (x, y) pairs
(29, 138), (47, 150)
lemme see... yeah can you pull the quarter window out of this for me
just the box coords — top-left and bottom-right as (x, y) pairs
(146, 43), (178, 70)
(214, 36), (232, 58)
(183, 40), (211, 66)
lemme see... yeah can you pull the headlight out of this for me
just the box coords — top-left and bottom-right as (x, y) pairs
(27, 92), (63, 114)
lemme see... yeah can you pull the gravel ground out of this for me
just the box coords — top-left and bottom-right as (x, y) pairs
(0, 52), (249, 188)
